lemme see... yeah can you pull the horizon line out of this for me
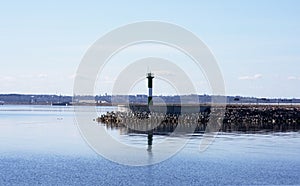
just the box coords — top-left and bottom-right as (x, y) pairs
(0, 93), (299, 100)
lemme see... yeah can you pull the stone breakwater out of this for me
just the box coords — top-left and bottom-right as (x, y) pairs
(96, 105), (300, 133)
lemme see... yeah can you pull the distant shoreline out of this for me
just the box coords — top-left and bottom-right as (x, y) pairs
(1, 94), (300, 106)
(1, 103), (300, 108)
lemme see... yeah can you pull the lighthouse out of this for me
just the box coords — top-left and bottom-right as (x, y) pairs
(146, 73), (154, 147)
(146, 72), (154, 106)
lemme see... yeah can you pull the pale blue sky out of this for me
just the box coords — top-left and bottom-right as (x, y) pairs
(0, 1), (299, 98)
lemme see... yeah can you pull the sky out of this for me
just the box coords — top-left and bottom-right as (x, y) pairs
(0, 0), (300, 98)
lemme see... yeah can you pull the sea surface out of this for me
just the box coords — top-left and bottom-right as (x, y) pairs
(0, 105), (299, 185)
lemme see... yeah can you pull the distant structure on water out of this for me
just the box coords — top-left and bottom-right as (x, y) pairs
(51, 102), (71, 106)
(96, 71), (300, 133)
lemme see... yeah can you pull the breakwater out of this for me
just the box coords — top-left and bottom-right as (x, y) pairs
(96, 104), (300, 133)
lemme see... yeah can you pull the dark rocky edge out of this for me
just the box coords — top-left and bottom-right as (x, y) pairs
(96, 104), (300, 133)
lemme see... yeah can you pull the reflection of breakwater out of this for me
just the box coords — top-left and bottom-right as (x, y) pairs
(97, 105), (300, 133)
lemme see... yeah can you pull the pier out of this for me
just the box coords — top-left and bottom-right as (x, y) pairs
(97, 104), (300, 133)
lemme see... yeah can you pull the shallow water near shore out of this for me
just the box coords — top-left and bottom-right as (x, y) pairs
(0, 105), (299, 185)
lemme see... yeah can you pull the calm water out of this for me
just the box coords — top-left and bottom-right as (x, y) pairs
(0, 105), (299, 185)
